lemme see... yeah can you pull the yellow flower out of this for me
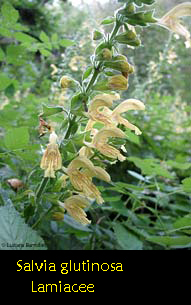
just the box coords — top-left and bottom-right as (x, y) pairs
(60, 195), (91, 225)
(86, 96), (145, 135)
(66, 156), (110, 204)
(87, 93), (120, 127)
(40, 131), (62, 178)
(91, 127), (127, 161)
(78, 145), (94, 158)
(68, 56), (86, 71)
(50, 64), (58, 76)
(111, 99), (145, 135)
(158, 2), (191, 45)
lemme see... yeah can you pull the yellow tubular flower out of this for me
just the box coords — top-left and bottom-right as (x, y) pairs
(111, 99), (145, 135)
(158, 2), (191, 45)
(40, 131), (62, 178)
(78, 145), (94, 158)
(87, 93), (120, 127)
(92, 127), (127, 161)
(60, 195), (91, 225)
(83, 166), (111, 183)
(66, 156), (106, 204)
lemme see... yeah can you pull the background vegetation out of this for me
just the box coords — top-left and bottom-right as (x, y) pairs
(0, 0), (191, 250)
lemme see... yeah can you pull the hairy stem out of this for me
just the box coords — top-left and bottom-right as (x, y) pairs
(85, 64), (101, 93)
(35, 177), (49, 202)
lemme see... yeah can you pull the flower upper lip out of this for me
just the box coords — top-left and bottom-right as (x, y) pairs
(158, 2), (191, 44)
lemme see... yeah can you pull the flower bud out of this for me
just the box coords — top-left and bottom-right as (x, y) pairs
(60, 76), (76, 89)
(93, 30), (103, 40)
(98, 48), (112, 60)
(128, 64), (134, 74)
(52, 211), (64, 221)
(127, 37), (141, 46)
(115, 30), (137, 43)
(113, 54), (127, 61)
(95, 42), (110, 55)
(104, 60), (131, 73)
(118, 4), (135, 17)
(108, 75), (128, 91)
(125, 3), (135, 14)
(116, 32), (141, 46)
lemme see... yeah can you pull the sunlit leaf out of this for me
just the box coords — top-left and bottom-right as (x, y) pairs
(181, 177), (191, 193)
(59, 39), (75, 47)
(4, 127), (29, 151)
(1, 2), (19, 24)
(0, 73), (12, 90)
(41, 104), (64, 117)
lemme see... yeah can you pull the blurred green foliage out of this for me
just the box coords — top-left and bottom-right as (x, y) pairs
(0, 0), (191, 250)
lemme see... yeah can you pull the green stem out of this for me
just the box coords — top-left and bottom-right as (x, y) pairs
(109, 20), (121, 41)
(35, 177), (49, 202)
(64, 115), (76, 139)
(32, 205), (54, 229)
(85, 65), (101, 93)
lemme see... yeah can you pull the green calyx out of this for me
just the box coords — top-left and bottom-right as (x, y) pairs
(115, 31), (141, 46)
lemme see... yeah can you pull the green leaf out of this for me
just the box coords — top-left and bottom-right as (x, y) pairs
(173, 215), (191, 230)
(1, 2), (19, 24)
(4, 127), (29, 151)
(101, 16), (115, 25)
(59, 39), (75, 47)
(51, 33), (58, 43)
(70, 92), (86, 115)
(51, 33), (59, 48)
(127, 157), (173, 179)
(4, 84), (15, 98)
(147, 236), (191, 249)
(41, 104), (64, 117)
(0, 73), (12, 90)
(0, 204), (47, 250)
(113, 223), (143, 250)
(13, 32), (37, 44)
(181, 177), (191, 193)
(40, 31), (50, 43)
(125, 129), (140, 145)
(39, 48), (52, 57)
(0, 26), (11, 37)
(82, 66), (93, 80)
(166, 160), (191, 170)
(6, 45), (27, 66)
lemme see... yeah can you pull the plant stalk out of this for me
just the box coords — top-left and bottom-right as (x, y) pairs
(35, 177), (49, 202)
